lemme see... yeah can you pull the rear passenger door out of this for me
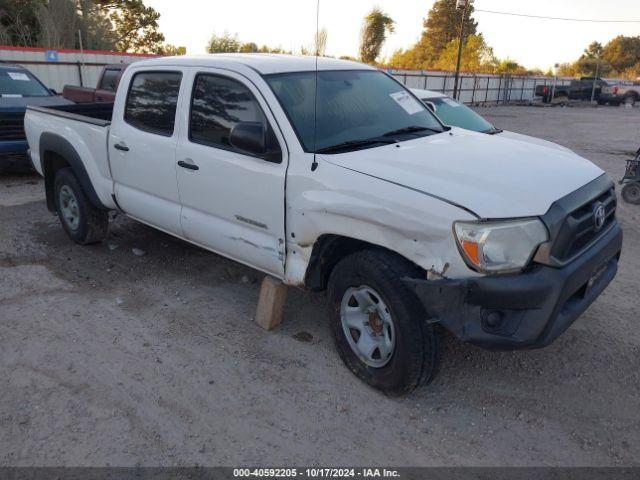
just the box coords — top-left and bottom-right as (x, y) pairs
(175, 68), (288, 277)
(109, 69), (185, 235)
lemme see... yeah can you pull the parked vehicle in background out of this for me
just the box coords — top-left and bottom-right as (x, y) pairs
(619, 149), (640, 204)
(0, 63), (73, 171)
(411, 88), (572, 152)
(24, 55), (622, 395)
(534, 77), (609, 104)
(600, 83), (640, 106)
(62, 64), (127, 104)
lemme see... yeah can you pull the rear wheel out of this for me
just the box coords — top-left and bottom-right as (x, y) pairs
(621, 182), (640, 205)
(553, 94), (569, 106)
(624, 94), (637, 107)
(327, 250), (440, 396)
(54, 168), (108, 244)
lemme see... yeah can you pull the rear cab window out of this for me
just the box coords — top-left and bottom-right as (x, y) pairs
(100, 69), (120, 92)
(124, 71), (182, 136)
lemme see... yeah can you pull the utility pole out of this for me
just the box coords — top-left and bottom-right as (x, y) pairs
(550, 63), (559, 104)
(590, 60), (600, 103)
(452, 0), (473, 100)
(78, 29), (85, 87)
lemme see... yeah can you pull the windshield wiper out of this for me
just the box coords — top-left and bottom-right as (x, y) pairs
(485, 127), (503, 135)
(380, 125), (444, 137)
(315, 137), (397, 154)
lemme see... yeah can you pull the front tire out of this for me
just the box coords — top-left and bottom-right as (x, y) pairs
(54, 168), (108, 245)
(621, 182), (640, 205)
(327, 250), (440, 396)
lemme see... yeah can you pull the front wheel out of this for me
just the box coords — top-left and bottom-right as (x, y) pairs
(621, 182), (640, 205)
(327, 250), (440, 396)
(54, 168), (109, 245)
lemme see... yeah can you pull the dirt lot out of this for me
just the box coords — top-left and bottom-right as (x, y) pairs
(1, 105), (639, 467)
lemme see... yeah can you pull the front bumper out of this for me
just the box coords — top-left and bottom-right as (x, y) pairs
(0, 141), (30, 170)
(404, 223), (622, 350)
(0, 139), (29, 155)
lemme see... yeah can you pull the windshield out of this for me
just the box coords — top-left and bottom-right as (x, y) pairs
(266, 70), (444, 153)
(0, 69), (51, 97)
(425, 96), (494, 133)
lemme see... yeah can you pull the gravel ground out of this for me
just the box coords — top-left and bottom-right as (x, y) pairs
(1, 105), (639, 467)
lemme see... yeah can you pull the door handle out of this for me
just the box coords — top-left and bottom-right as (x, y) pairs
(178, 159), (199, 171)
(114, 142), (129, 152)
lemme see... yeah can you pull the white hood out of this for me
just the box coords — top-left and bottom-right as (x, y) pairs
(496, 130), (573, 153)
(321, 127), (604, 219)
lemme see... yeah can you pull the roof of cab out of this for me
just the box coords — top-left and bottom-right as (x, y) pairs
(130, 53), (376, 75)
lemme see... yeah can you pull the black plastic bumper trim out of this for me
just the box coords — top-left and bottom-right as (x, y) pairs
(404, 223), (623, 350)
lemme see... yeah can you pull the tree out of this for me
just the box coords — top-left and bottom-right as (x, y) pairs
(495, 58), (528, 75)
(574, 41), (611, 77)
(206, 32), (288, 55)
(557, 62), (578, 77)
(160, 44), (186, 56)
(92, 0), (167, 53)
(35, 0), (79, 48)
(434, 34), (496, 73)
(76, 0), (117, 50)
(0, 0), (44, 47)
(206, 32), (241, 53)
(359, 7), (394, 64)
(391, 0), (477, 69)
(602, 36), (640, 73)
(314, 27), (328, 56)
(0, 0), (179, 53)
(240, 42), (259, 53)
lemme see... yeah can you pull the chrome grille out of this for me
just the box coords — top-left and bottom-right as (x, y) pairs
(551, 188), (616, 262)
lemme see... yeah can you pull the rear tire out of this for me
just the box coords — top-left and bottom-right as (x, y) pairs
(621, 182), (640, 205)
(624, 94), (637, 107)
(54, 168), (108, 245)
(327, 250), (440, 396)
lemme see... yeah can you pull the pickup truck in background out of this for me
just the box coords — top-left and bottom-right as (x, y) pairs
(535, 77), (609, 103)
(62, 64), (127, 104)
(599, 82), (640, 106)
(0, 63), (74, 171)
(24, 55), (622, 395)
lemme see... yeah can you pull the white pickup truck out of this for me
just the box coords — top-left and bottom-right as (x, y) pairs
(24, 54), (622, 395)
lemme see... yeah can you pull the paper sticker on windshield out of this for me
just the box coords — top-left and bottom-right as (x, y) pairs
(442, 98), (461, 107)
(1, 94), (23, 98)
(390, 91), (423, 115)
(8, 72), (30, 81)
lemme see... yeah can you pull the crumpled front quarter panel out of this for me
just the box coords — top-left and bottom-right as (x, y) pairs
(284, 153), (478, 286)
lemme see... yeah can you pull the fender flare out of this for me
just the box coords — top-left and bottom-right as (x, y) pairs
(39, 132), (108, 212)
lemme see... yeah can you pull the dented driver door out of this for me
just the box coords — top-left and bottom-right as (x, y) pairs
(174, 67), (288, 277)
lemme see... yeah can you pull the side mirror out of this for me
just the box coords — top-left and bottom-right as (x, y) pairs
(229, 121), (267, 156)
(424, 101), (437, 113)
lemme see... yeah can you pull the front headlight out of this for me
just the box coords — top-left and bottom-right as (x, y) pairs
(453, 218), (548, 274)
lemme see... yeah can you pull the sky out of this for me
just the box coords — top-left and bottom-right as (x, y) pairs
(146, 0), (640, 70)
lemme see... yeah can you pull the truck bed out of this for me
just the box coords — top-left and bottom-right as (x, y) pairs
(26, 102), (114, 126)
(24, 102), (117, 211)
